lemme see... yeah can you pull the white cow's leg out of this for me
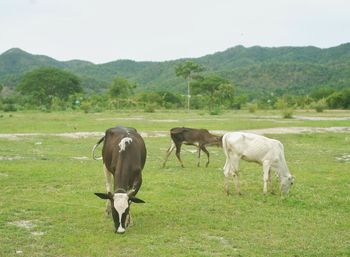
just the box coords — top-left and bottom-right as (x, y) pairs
(268, 169), (275, 194)
(224, 155), (241, 195)
(231, 155), (241, 195)
(223, 159), (232, 195)
(262, 161), (271, 194)
(232, 171), (241, 195)
(103, 164), (113, 215)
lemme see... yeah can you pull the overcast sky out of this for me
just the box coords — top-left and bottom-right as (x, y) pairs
(1, 0), (350, 64)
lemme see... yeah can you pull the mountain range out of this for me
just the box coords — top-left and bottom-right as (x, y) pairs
(1, 43), (350, 98)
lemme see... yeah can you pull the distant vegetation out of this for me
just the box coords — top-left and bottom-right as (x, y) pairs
(0, 44), (350, 113)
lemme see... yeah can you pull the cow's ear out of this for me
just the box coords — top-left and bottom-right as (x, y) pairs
(129, 197), (145, 203)
(94, 193), (112, 200)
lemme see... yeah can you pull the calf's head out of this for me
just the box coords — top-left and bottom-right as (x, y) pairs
(95, 191), (145, 234)
(207, 135), (223, 147)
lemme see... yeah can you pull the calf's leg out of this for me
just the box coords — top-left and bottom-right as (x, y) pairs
(174, 143), (185, 168)
(197, 146), (201, 167)
(162, 142), (175, 167)
(200, 145), (210, 167)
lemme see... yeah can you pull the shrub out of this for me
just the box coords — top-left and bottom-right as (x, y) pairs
(247, 103), (258, 113)
(80, 102), (92, 113)
(51, 97), (66, 111)
(3, 104), (17, 112)
(144, 103), (156, 113)
(312, 98), (327, 112)
(282, 108), (294, 119)
(209, 106), (221, 115)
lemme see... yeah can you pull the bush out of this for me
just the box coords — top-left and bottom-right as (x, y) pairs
(282, 108), (294, 119)
(144, 103), (156, 113)
(3, 104), (17, 112)
(247, 103), (258, 113)
(51, 97), (66, 111)
(80, 102), (92, 113)
(312, 98), (327, 112)
(327, 88), (350, 109)
(209, 106), (221, 115)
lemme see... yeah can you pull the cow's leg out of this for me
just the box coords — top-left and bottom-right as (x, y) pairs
(223, 159), (231, 195)
(262, 161), (271, 194)
(200, 145), (210, 167)
(175, 143), (184, 168)
(127, 212), (133, 227)
(224, 155), (241, 195)
(197, 146), (201, 167)
(268, 168), (275, 194)
(103, 164), (113, 215)
(232, 172), (241, 195)
(231, 155), (241, 195)
(162, 142), (176, 168)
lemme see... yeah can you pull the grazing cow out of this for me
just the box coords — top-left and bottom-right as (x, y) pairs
(222, 132), (294, 195)
(92, 126), (146, 234)
(162, 127), (222, 168)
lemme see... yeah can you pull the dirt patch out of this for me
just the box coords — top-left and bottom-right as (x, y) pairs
(71, 156), (89, 161)
(336, 154), (350, 162)
(0, 156), (27, 161)
(150, 119), (179, 122)
(54, 132), (104, 139)
(294, 116), (350, 121)
(0, 127), (349, 140)
(8, 220), (35, 229)
(140, 131), (169, 138)
(96, 117), (145, 121)
(213, 126), (350, 135)
(8, 220), (45, 236)
(31, 231), (45, 236)
(0, 132), (104, 139)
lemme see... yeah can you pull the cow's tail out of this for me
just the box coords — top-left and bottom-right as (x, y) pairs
(118, 137), (133, 152)
(222, 133), (232, 173)
(92, 136), (105, 160)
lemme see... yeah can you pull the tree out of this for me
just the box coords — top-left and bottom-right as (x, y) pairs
(108, 76), (136, 109)
(191, 74), (233, 111)
(214, 83), (235, 108)
(17, 67), (81, 107)
(160, 91), (182, 108)
(310, 86), (335, 101)
(174, 61), (203, 111)
(327, 88), (350, 109)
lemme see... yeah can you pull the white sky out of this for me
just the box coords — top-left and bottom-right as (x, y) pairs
(1, 0), (350, 64)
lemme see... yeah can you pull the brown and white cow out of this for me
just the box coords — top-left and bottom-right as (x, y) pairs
(92, 126), (146, 233)
(162, 127), (222, 168)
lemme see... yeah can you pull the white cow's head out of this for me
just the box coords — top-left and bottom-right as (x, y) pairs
(95, 190), (145, 233)
(280, 175), (295, 194)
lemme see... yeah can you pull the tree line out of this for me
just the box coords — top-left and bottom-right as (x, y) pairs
(0, 62), (349, 113)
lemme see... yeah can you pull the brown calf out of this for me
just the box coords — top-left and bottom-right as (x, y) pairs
(162, 127), (222, 168)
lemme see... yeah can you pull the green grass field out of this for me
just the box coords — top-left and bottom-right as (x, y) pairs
(0, 110), (349, 256)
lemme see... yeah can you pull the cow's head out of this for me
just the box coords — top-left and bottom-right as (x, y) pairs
(94, 190), (145, 234)
(280, 175), (295, 195)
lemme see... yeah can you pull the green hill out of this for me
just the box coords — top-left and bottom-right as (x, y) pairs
(1, 44), (350, 97)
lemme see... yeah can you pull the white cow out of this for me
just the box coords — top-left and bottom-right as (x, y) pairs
(222, 132), (295, 195)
